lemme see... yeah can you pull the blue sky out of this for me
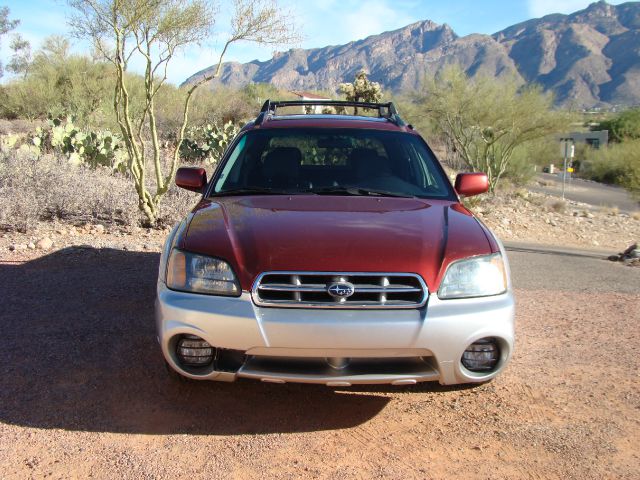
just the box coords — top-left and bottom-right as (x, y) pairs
(0, 0), (628, 85)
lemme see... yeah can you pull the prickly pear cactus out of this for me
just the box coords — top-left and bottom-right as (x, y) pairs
(180, 121), (239, 165)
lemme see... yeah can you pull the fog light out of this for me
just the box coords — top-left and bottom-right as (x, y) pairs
(176, 334), (214, 367)
(461, 338), (500, 372)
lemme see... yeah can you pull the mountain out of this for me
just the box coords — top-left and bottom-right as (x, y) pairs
(183, 1), (640, 108)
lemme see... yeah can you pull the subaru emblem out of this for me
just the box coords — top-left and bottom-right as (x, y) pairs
(327, 282), (355, 298)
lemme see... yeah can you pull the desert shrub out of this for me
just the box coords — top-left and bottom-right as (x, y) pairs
(0, 149), (201, 231)
(582, 139), (640, 196)
(0, 150), (138, 230)
(156, 185), (202, 228)
(502, 138), (559, 185)
(0, 118), (43, 135)
(500, 144), (536, 186)
(546, 199), (567, 213)
(0, 37), (113, 124)
(596, 108), (640, 143)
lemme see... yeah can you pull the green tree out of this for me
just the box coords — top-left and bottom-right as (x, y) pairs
(416, 66), (567, 192)
(1, 36), (112, 121)
(584, 140), (640, 197)
(597, 108), (640, 143)
(68, 0), (299, 225)
(0, 5), (19, 77)
(7, 33), (31, 77)
(339, 69), (383, 114)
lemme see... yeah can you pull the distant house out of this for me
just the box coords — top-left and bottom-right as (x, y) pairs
(290, 91), (331, 114)
(559, 130), (609, 149)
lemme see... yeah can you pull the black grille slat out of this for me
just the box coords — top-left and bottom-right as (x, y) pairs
(253, 272), (427, 309)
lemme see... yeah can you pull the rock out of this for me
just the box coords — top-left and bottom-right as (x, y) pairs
(92, 224), (105, 235)
(550, 219), (557, 227)
(27, 242), (35, 250)
(36, 237), (53, 250)
(622, 243), (638, 256)
(9, 244), (27, 251)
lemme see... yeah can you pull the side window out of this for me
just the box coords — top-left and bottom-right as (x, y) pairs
(214, 135), (247, 191)
(407, 141), (445, 190)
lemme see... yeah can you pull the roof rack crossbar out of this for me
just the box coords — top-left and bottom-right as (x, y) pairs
(256, 100), (406, 126)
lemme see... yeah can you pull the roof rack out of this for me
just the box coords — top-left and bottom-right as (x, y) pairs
(255, 100), (407, 127)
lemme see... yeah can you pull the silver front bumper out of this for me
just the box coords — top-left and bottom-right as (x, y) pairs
(155, 282), (515, 386)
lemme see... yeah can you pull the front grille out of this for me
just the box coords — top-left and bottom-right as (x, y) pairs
(252, 272), (428, 309)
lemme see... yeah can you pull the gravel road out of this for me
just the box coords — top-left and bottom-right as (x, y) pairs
(531, 173), (639, 214)
(1, 244), (638, 479)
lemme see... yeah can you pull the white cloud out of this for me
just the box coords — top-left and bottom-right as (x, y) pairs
(337, 0), (415, 41)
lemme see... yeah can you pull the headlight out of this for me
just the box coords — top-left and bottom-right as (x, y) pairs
(438, 253), (507, 299)
(166, 249), (240, 296)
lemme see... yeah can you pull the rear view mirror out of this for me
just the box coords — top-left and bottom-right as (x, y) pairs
(176, 167), (207, 192)
(455, 173), (489, 197)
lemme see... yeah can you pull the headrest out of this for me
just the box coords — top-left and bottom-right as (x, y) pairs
(262, 147), (302, 187)
(350, 148), (391, 177)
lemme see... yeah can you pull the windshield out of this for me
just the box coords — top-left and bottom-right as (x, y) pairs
(211, 128), (454, 199)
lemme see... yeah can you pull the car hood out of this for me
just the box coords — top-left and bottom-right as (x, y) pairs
(180, 195), (494, 292)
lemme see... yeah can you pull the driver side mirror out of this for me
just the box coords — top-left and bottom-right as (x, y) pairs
(176, 167), (207, 193)
(455, 173), (489, 197)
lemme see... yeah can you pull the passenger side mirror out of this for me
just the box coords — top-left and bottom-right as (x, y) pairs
(455, 173), (489, 197)
(176, 167), (207, 193)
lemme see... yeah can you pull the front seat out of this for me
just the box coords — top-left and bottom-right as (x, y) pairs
(262, 147), (302, 189)
(349, 148), (392, 183)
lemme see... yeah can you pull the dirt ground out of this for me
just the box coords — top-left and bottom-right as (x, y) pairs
(477, 190), (638, 252)
(1, 235), (638, 479)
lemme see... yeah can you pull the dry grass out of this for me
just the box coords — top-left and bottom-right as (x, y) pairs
(603, 206), (620, 216)
(632, 211), (640, 221)
(0, 119), (44, 136)
(0, 151), (198, 231)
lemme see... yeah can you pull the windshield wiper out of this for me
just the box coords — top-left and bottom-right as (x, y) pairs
(211, 187), (298, 197)
(308, 186), (414, 198)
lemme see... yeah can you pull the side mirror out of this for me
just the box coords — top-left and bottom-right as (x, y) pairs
(455, 173), (489, 197)
(176, 167), (207, 193)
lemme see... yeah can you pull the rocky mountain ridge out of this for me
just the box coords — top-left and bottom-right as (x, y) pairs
(184, 1), (640, 108)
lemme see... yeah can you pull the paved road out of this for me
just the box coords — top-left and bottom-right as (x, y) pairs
(530, 173), (639, 213)
(1, 246), (638, 478)
(505, 241), (638, 293)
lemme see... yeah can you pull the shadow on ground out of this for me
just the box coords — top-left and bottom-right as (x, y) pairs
(0, 247), (463, 435)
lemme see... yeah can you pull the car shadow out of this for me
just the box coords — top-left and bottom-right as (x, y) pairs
(0, 246), (474, 435)
(0, 247), (396, 435)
